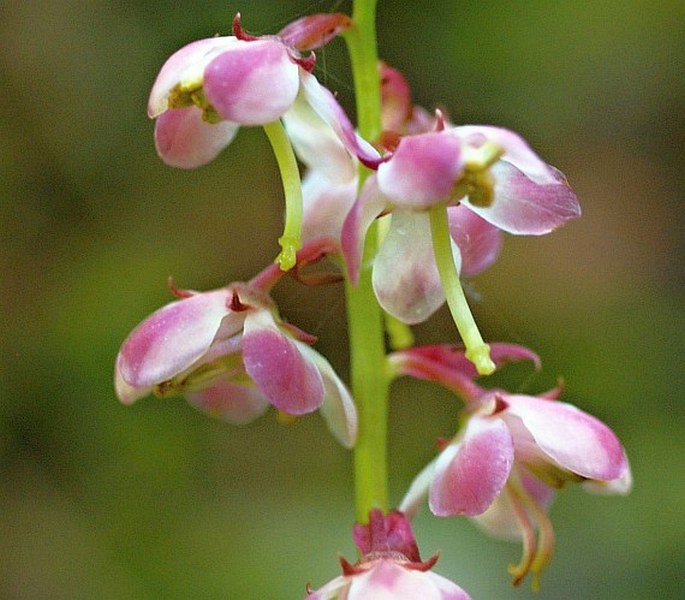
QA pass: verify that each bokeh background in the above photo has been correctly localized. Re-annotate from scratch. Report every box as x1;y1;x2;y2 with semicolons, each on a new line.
1;0;683;598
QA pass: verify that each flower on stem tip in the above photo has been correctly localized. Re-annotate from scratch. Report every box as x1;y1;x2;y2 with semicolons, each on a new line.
114;241;356;447
392;344;631;589
148;12;378;170
306;509;471;599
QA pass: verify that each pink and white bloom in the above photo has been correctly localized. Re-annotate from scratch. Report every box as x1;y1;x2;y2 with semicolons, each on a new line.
342;119;579;324
115;277;356;447
148;13;378;171
393;344;631;588
306;509;471;600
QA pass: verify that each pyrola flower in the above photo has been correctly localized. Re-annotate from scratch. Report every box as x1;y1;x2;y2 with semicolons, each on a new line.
115;272;356;447
306;509;471;600
393;344;631;589
342;120;579;324
148;12;377;170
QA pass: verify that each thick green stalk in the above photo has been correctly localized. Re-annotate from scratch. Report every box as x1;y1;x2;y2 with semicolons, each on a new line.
343;0;388;523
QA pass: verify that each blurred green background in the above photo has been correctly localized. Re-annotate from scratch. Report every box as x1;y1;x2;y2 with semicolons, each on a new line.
1;0;683;598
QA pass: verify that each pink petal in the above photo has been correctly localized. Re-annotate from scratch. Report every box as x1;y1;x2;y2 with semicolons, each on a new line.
114;364;151;406
582;461;632;495
429;418;514;517
305;575;348;600
376;132;463;208
301;171;358;245
297;343;357;447
451;125;554;184
154;107;239;168
185;378;269;424
340;177;387;283
448;204;503;278
242;310;324;415
282;98;358;183
300;72;381;166
348;560;470;600
116;289;234;390
502;394;629;482
373;211;458;324
463;161;581;235
203;39;300;125
147;36;238;118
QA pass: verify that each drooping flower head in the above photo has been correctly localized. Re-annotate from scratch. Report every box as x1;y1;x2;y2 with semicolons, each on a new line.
334;61;581;374
148;13;349;167
115;241;356;447
391;344;631;589
306;509;471;599
342;116;581;323
148;12;380;271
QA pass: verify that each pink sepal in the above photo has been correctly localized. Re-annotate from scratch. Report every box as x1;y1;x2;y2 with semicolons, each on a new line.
154;107;239;168
277;13;352;51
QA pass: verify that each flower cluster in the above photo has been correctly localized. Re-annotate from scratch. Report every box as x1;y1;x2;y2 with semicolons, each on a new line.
116;8;631;597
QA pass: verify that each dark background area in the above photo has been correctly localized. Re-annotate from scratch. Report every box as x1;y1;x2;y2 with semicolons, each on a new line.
1;1;683;598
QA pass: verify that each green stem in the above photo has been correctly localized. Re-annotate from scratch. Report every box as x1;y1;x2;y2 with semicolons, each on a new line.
262;120;302;271
344;0;388;523
344;0;381;143
429;205;496;375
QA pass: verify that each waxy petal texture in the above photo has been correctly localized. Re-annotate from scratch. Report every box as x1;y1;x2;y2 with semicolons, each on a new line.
463;162;581;235
242;310;325;415
448;205;502;278
203;39;300;125
297;343;357;447
430;418;514;516
117;289;233;390
501;395;629;482
147;36;238;118
372;211;459;324
154;107;239;168
376;132;463;208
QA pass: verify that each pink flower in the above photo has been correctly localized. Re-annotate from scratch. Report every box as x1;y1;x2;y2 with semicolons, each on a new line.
148;13;378;170
114;276;356;447
306;509;471;600
341;119;579;324
392;344;631;588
